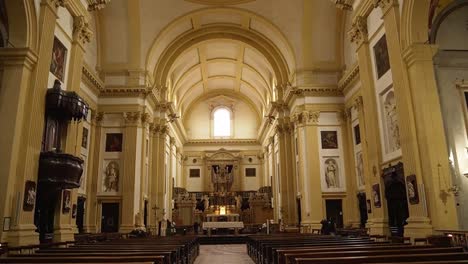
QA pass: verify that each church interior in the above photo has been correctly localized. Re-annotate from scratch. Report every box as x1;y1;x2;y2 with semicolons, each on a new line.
1;0;468;263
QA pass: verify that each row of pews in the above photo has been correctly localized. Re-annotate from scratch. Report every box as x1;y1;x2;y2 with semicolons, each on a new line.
0;235;199;264
246;233;468;264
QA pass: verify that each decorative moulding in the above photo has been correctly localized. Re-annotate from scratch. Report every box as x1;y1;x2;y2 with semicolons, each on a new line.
185;0;255;5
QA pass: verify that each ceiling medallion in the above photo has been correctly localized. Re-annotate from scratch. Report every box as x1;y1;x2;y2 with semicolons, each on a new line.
185;0;256;5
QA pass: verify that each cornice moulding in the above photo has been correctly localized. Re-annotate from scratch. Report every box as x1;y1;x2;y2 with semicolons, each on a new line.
185;139;260;146
82;64;104;93
339;63;360;92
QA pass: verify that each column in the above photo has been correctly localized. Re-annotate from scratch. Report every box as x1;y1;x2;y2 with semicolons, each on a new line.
276;120;297;225
349;17;388;235
1;0;61;246
54;15;93;243
293;111;323;230
0;49;38;244
375;0;446;237
119;111;143;232
84;111;103;233
341;109;360;227
148;123;161;233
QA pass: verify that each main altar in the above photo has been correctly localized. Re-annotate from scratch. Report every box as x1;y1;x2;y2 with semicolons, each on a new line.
172;149;273;235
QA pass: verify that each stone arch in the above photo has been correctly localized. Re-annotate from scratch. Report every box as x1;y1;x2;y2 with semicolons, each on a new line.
3;0;37;49
400;0;431;50
145;8;295;99
429;0;468;44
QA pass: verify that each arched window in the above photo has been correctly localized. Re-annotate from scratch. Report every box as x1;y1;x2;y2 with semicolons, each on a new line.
213;108;231;137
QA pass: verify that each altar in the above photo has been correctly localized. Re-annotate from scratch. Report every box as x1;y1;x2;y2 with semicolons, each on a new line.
205;213;240;222
202;221;244;236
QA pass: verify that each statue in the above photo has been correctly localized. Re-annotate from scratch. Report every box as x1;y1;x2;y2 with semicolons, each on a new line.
235;195;242;209
325;159;338;188
104;161;119;192
203;195;210;211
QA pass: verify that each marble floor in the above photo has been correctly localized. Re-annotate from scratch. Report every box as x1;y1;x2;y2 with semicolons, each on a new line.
194;244;255;264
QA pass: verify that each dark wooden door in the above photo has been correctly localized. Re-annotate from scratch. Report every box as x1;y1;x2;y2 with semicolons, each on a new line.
325;199;344;228
101;203;119;233
76;197;85;233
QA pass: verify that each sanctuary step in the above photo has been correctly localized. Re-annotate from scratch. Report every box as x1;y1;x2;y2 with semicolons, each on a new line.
197;234;249;245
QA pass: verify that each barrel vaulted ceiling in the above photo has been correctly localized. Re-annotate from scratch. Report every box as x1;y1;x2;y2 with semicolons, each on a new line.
99;0;344;125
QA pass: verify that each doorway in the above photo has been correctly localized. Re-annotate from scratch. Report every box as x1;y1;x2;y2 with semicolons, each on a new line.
101;202;119;233
144;200;148;228
76;196;86;233
296;198;301;226
357;192;368;228
325;199;343;228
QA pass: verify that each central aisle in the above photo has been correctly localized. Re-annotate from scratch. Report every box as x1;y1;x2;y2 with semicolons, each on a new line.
194;244;254;264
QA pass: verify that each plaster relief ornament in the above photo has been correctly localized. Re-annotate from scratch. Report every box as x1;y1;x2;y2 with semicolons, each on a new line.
383;91;401;152
104;161;119;192
356;152;365;186
325;158;339;188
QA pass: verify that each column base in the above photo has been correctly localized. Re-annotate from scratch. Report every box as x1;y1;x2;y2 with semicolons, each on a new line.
5;224;39;246
53;225;76;243
119;224;136;233
83;225;97;233
405;216;433;241
300;220;322;233
368;218;389;236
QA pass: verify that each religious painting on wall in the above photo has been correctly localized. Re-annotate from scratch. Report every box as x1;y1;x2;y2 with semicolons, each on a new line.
373;34;391;79
321;131;338;149
354;124;361;145
23;180;36;211
50;36;68;82
324;158;340;188
406;174;419;204
189;168;200;178
81;127;88;149
103;160;120;192
372;184;381;208
382;89;401;153
62;190;71;214
356;152;365;187
105;133;123;152
245;168;256;177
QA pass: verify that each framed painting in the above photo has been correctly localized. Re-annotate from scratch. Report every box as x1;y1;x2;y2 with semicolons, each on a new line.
373;34;390;79
50;36;68;82
81;127;88;149
62;190;71;214
23;180;36;211
189;168;200;178
320;131;338;149
366;199;372;214
105;133;123;152
354;124;361;145
372;183;381;208
406;174;419;204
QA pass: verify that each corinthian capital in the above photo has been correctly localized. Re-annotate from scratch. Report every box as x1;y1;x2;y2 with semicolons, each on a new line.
88;0;111;11
124;111;142;125
331;0;353;10
47;0;67;8
348;16;368;46
373;0;398;12
73;16;93;44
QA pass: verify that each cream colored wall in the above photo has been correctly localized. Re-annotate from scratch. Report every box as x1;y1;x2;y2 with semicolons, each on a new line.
47;6;74;88
434;57;468;229
83;14;99;72
343;12;357;71
184;99;259;139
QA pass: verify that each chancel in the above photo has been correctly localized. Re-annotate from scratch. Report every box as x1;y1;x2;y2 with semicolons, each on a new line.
1;0;468;263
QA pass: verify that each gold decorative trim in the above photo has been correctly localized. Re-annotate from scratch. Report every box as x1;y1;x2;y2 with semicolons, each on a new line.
339;63;360;91
284;86;343;103
81;64;104;93
185;139;259;146
184;0;255;5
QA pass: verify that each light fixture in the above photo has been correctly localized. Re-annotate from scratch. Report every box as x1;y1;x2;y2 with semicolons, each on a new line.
219;206;226;215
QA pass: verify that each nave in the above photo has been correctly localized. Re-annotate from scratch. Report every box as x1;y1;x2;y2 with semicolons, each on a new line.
194;244;253;264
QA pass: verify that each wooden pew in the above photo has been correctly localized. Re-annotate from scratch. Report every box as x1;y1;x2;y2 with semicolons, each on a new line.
0;255;165;263
293;252;468;264
284;247;464;264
